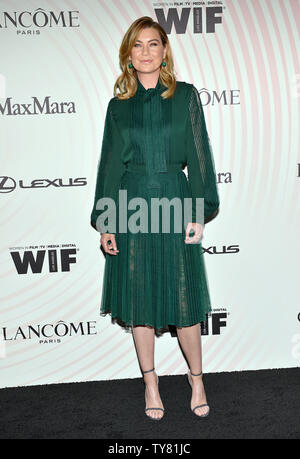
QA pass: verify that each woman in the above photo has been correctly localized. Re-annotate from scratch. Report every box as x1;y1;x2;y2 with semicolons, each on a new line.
90;16;220;421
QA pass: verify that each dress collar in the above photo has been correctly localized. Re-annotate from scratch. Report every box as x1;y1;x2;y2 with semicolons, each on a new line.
136;76;165;95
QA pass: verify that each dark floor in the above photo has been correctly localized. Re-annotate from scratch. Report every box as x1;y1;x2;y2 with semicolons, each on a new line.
0;367;299;439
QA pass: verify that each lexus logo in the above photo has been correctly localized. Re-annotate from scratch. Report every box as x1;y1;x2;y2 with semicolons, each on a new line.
0;176;16;193
0;176;87;192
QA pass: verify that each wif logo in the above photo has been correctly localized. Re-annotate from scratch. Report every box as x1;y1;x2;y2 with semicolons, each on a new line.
199;309;229;336
9;244;78;274
154;6;223;34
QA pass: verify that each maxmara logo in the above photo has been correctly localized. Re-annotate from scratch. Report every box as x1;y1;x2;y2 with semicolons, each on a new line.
0;96;76;116
154;5;224;34
1;320;97;345
0;8;80;31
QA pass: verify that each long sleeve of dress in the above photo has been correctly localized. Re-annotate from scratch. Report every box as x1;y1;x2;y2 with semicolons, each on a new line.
186;85;220;224
90;98;126;233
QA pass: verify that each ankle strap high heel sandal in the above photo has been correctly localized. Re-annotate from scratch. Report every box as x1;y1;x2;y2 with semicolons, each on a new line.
142;367;165;421
187;369;210;418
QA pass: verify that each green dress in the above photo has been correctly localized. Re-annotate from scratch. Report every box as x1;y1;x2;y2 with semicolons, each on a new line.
90;76;220;334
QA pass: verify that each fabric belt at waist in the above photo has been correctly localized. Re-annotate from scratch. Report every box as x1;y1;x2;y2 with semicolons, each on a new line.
125;162;183;173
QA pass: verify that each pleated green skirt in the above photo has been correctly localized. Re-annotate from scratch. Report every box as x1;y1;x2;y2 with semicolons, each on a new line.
100;164;212;334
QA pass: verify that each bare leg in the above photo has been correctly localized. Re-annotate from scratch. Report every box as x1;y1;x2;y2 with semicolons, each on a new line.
132;325;164;419
176;323;209;416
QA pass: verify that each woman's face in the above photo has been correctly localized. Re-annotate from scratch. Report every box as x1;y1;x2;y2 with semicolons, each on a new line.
129;27;167;75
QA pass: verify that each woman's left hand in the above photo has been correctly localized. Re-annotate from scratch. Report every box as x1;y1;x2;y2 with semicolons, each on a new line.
184;222;204;244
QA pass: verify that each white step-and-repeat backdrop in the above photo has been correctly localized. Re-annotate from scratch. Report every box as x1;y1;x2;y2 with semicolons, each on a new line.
0;0;299;388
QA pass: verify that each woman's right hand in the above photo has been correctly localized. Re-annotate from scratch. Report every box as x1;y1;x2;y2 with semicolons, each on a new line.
100;233;120;255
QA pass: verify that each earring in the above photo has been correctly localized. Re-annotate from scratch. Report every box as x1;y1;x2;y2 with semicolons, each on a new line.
161;61;166;67
128;62;133;68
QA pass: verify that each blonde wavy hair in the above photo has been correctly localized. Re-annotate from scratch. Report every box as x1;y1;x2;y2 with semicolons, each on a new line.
114;16;177;100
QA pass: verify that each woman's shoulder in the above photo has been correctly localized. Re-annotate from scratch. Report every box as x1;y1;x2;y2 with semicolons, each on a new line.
173;81;197;108
108;94;131;113
175;80;193;87
106;95;125;118
175;80;194;91
108;95;119;108
174;80;196;100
